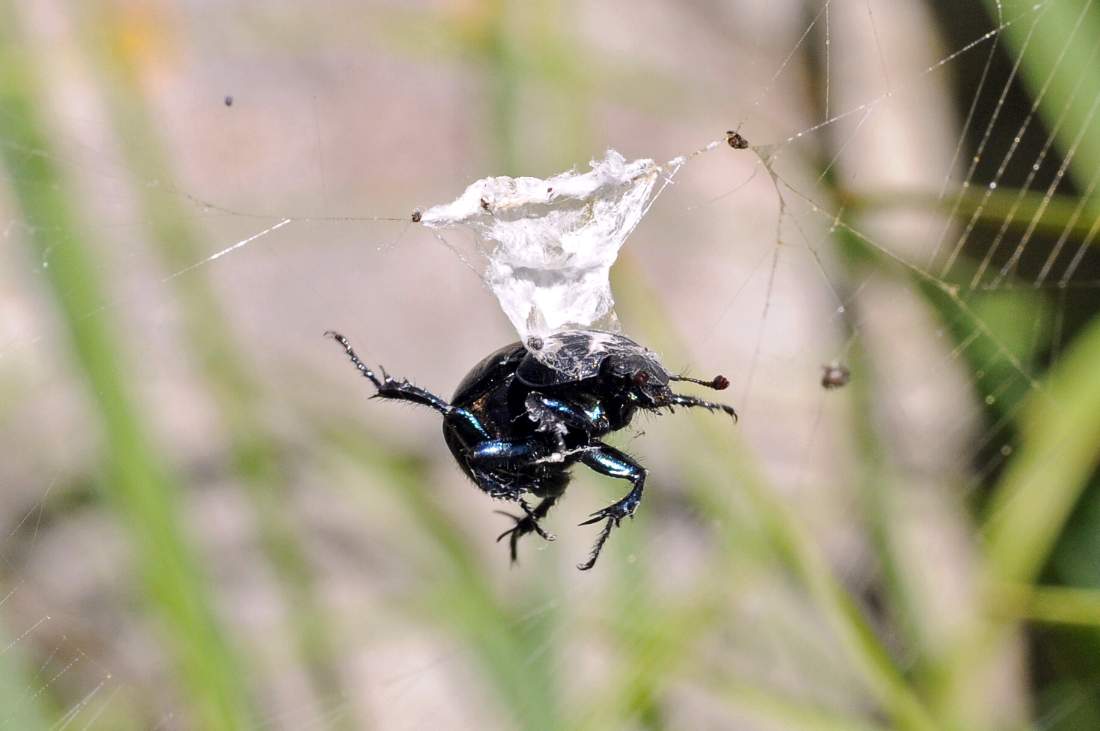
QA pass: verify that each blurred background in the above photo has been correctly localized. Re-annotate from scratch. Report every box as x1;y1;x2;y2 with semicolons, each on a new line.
2;0;1100;729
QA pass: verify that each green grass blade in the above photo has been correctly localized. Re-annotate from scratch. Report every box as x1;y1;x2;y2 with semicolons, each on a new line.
0;619;52;729
994;584;1100;628
76;6;353;723
983;314;1100;590
0;9;255;728
614;256;941;731
937;311;1100;724
844;186;1100;244
986;0;1100;191
703;680;894;731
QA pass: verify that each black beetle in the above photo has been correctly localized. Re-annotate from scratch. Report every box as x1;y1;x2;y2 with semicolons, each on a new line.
325;329;736;569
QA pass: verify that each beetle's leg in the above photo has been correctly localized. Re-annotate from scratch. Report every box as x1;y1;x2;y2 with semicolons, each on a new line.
495;495;560;563
325;331;452;415
576;443;647;571
468;439;547;470
524;393;609;439
466;440;568;563
668;393;738;423
468;467;525;502
464;440;557;501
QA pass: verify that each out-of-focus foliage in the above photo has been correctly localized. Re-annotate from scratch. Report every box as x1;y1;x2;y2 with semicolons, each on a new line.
1;1;1099;730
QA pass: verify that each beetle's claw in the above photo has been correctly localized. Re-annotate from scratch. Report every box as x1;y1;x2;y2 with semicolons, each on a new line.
579;501;631;527
576;499;637;569
578;511;621;527
493;510;556;542
494;509;555;564
493;512;519;541
577;517;617;571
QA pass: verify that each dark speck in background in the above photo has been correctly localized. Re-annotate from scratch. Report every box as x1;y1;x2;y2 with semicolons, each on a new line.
224;95;234;107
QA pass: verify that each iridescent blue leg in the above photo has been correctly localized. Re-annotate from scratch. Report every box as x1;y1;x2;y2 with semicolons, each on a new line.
468;440;546;470
466;440;555;500
525;393;609;436
466;441;562;563
576;443;647;570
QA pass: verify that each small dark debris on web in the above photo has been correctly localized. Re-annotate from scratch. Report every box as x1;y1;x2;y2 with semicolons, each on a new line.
821;363;850;390
726;130;749;149
411;208;422;223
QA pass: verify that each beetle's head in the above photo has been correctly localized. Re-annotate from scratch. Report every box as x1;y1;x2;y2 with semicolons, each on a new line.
601;351;671;407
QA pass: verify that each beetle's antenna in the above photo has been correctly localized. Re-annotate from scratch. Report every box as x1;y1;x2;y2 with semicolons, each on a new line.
671;374;730;390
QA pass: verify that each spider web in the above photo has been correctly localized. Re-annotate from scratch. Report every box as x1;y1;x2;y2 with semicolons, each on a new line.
1;0;1099;729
